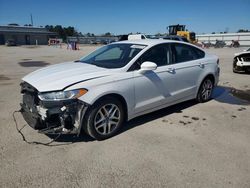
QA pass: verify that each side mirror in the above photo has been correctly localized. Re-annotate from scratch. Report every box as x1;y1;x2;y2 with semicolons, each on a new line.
138;61;157;74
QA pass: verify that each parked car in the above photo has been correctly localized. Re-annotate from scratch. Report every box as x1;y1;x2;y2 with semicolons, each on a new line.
20;40;220;140
118;35;128;41
5;39;16;46
233;48;250;73
162;35;189;43
100;40;108;44
214;40;226;48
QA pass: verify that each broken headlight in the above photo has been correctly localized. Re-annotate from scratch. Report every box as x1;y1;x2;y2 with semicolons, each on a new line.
38;89;88;101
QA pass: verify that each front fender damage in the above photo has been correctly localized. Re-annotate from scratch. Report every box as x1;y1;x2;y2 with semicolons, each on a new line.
21;98;89;136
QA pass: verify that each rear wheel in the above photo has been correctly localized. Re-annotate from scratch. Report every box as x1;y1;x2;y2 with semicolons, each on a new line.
196;78;214;103
83;97;125;140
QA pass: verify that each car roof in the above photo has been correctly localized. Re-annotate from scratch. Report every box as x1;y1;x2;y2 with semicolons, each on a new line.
115;39;182;46
114;39;203;51
164;35;184;38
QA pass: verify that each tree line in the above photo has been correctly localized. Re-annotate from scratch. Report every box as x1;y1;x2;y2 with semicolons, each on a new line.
45;25;79;40
45;25;115;41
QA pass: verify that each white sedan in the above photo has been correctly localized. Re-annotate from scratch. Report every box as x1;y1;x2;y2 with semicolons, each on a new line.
21;40;220;140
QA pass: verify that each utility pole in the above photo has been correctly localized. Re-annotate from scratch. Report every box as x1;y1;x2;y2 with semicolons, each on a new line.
30;14;33;26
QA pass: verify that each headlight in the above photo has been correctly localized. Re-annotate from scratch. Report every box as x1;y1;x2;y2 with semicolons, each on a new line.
38;89;88;101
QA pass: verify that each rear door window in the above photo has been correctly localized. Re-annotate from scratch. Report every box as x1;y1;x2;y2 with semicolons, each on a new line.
171;43;205;63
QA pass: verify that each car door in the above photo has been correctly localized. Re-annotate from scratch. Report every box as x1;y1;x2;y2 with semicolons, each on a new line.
165;43;205;100
131;43;205;114
132;44;176;114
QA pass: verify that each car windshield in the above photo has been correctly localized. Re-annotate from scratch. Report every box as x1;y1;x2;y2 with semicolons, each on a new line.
79;43;146;68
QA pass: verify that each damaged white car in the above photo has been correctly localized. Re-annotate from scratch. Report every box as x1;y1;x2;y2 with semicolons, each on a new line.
233;48;250;73
20;40;219;140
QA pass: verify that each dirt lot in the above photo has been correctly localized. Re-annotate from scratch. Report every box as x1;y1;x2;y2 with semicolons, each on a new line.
0;45;250;188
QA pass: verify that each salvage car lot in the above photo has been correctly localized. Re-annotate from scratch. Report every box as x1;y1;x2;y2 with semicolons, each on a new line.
0;45;250;187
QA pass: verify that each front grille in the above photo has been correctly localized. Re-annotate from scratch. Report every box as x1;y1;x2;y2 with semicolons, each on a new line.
242;57;250;62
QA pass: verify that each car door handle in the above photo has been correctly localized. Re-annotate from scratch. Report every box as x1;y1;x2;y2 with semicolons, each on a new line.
166;67;175;73
199;63;205;68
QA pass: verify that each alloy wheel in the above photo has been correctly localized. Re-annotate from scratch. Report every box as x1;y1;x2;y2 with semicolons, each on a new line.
94;104;121;135
201;79;213;101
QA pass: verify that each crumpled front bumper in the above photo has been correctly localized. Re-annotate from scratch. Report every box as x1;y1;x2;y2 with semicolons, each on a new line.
20;82;89;135
236;59;250;67
21;100;88;135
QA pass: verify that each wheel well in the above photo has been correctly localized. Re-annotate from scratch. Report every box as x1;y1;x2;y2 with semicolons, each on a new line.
197;74;215;96
233;57;238;63
204;74;215;85
93;93;128;121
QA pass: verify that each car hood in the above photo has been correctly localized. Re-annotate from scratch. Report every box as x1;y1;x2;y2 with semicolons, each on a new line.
22;62;112;92
234;51;250;57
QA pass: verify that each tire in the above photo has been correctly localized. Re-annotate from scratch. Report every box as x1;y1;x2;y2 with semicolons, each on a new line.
233;59;246;73
83;97;125;140
245;67;250;74
196;77;214;103
233;60;240;73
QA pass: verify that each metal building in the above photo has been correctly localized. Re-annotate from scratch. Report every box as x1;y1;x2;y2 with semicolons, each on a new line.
67;36;119;44
0;25;57;45
196;32;250;46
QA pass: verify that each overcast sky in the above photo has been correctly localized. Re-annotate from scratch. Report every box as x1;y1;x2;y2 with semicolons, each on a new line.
0;0;249;35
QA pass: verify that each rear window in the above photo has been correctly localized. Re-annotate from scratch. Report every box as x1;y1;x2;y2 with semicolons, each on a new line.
193;46;205;59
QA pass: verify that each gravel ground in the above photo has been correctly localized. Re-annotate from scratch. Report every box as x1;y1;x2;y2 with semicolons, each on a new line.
0;45;249;188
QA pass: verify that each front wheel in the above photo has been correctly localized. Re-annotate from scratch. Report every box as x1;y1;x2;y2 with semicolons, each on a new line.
83;97;125;140
233;60;240;73
233;59;245;73
196;78;214;103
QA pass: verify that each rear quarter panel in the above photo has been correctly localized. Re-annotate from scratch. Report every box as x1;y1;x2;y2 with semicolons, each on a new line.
195;54;219;95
